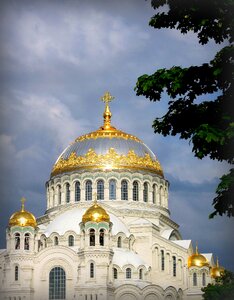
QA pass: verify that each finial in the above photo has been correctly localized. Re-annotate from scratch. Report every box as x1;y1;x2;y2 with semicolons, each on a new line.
195;242;198;254
216;257;219;267
93;192;97;204
21;197;26;211
100;91;115;130
100;91;115;105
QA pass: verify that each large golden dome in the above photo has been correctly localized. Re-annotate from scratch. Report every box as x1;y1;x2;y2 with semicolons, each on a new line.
51;92;163;177
188;246;209;268
9;198;37;228
82;199;110;223
210;258;224;278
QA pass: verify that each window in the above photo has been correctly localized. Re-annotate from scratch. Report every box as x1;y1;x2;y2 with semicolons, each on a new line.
152;184;156;204
121;180;128;200
159;186;163;205
24;233;30;250
15;266;19;281
15;233;20;250
90;229;95;246
202;272;206;286
65;183;70;203
68;235;74;247
193;273;197;286
113;268;118;279
97;180;104;200
139;268;143;280
109;180;116;200
126;268;131;279
49;267;66;299
58;185;62;205
99;229;104;246
173;256;176;277
117;237;122;248
161;250;165;271
143;182;148;202
75;181;81;202
86;180;92;201
54;236;59;246
132;181;139;201
90;263;94;278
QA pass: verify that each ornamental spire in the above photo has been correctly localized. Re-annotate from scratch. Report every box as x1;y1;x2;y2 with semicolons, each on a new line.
100;91;115;130
21;197;26;211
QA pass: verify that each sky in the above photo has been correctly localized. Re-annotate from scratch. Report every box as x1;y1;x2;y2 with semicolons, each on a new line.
0;0;233;271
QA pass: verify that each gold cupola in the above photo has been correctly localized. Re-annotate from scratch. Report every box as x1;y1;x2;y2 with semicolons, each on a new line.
9;197;37;228
51;92;163;177
188;245;209;268
210;258;224;278
82;196;110;224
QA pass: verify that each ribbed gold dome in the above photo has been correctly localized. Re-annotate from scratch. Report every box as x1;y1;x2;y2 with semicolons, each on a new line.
188;246;209;268
211;258;224;278
82;200;110;224
51;92;163;178
9;198;37;228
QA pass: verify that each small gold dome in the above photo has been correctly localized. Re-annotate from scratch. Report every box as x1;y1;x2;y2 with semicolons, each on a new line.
9;198;37;228
82;199;110;224
211;258;224;278
188;245;209;268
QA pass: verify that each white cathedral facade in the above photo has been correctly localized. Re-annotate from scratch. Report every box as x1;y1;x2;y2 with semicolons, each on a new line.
0;92;223;300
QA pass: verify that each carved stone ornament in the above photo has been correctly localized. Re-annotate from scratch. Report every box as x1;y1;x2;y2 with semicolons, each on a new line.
51;148;163;177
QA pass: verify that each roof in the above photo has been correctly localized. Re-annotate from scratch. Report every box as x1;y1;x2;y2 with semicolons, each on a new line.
39;207;130;237
113;247;148;268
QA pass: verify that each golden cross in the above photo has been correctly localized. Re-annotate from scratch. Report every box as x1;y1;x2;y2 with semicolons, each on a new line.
100;91;115;105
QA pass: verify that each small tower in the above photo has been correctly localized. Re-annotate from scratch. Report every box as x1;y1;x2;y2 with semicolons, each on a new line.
4;197;37;299
187;244;211;292
78;194;114;300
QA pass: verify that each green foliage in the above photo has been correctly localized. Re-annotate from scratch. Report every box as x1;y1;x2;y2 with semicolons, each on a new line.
202;270;234;300
135;0;234;217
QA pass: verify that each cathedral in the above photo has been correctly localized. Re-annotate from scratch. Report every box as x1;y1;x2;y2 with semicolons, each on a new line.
0;92;224;300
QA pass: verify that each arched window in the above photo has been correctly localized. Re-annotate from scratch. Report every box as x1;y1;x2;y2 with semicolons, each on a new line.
68;235;74;247
97;180;104;200
161;250;165;271
85;180;92;201
143;182;148;202
65;183;70;203
139;268;143;280
99;229;104;246
159;186;163;205
173;256;176;277
90;262;94;278
202;272;206;286
109;179;116;200
89;229;95;246
152;184;156;204
193;273;197;286
58;185;62;205
132;181;139;201
54;236;59;246
51;187;55;206
75;181;81;202
117;237;122;248
113;268;118;279
24;233;30;250
15;266;19;281
15;233;20;250
126;268;131;279
121;180;128;200
49;267;66;299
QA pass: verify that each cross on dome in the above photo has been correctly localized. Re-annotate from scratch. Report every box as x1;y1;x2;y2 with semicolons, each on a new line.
100;91;115;105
